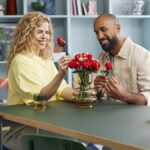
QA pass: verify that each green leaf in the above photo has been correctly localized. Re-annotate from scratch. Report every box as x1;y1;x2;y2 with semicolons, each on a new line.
107;71;113;77
100;70;106;74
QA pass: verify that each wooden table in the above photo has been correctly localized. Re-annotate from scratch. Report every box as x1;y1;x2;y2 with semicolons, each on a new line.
0;100;150;150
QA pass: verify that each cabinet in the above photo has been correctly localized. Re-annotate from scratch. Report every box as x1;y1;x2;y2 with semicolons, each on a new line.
0;0;150;86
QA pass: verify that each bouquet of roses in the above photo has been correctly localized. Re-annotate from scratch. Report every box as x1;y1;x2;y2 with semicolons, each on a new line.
68;53;100;89
68;53;100;108
68;53;100;72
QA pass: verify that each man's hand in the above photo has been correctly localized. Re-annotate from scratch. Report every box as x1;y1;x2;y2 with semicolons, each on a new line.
94;74;107;92
94;75;127;101
104;76;127;101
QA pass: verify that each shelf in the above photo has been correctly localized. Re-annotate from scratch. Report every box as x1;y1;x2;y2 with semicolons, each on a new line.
0;15;22;18
70;15;97;19
50;15;68;18
0;15;22;23
26;0;67;15
0;61;7;64
116;15;150;19
0;0;150;85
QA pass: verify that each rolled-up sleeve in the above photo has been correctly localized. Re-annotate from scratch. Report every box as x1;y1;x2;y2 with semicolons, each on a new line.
138;54;150;106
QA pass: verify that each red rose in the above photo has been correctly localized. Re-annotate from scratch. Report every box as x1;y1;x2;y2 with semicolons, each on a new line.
86;53;92;60
57;37;69;55
81;61;91;70
105;61;112;71
81;53;87;59
68;53;101;72
91;60;100;71
75;53;92;61
68;59;81;69
75;53;82;61
57;37;66;47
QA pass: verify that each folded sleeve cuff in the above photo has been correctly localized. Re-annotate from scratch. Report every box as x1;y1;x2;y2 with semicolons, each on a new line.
140;92;150;106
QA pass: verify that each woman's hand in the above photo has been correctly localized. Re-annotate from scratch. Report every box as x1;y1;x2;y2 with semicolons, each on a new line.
58;56;72;76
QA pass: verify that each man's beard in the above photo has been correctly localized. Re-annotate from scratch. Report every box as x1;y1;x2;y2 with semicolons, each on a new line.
99;36;118;53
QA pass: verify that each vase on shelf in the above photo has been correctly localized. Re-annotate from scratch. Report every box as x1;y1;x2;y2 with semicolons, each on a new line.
31;0;46;11
6;0;17;15
41;0;56;15
122;0;145;15
131;0;145;15
72;73;96;108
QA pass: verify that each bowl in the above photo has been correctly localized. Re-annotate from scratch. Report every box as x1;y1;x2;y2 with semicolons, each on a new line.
31;1;46;11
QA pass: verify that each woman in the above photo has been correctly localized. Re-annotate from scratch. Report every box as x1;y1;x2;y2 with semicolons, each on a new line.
3;11;73;150
8;11;73;105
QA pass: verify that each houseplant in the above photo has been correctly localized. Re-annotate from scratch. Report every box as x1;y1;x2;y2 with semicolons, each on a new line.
0;26;15;60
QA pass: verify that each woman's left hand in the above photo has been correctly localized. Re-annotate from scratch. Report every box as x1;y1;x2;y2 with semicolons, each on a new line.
58;56;72;76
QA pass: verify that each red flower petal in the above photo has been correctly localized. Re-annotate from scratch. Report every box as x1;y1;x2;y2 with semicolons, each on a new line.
57;37;66;47
105;61;113;70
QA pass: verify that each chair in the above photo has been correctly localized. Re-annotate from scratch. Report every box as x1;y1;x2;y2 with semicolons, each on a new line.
21;134;88;150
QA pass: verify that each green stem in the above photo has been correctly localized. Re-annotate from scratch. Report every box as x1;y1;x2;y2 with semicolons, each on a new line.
78;72;91;101
63;45;69;55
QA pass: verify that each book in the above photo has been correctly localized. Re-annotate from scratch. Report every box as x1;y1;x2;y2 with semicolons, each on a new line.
87;0;97;15
76;0;82;15
82;2;87;15
72;0;78;15
72;0;75;15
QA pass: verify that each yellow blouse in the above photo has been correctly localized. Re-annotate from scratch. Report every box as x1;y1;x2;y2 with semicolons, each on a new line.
8;54;69;105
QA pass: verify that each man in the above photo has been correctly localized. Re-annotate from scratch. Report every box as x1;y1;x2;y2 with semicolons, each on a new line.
93;13;150;105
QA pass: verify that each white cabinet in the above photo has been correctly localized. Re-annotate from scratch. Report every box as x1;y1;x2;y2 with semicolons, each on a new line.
0;0;150;85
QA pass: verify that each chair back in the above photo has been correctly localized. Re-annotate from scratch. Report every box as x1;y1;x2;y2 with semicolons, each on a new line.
21;134;88;150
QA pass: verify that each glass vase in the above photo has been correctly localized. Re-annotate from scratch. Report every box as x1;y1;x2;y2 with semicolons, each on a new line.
72;73;96;108
33;94;48;111
131;0;145;15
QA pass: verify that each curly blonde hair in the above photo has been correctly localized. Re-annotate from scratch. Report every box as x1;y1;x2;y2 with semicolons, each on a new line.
8;11;54;69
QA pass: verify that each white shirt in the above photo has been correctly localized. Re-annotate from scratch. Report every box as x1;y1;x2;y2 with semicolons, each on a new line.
99;37;150;105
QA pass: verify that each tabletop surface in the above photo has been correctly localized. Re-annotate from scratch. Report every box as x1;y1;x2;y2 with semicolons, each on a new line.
0;100;150;150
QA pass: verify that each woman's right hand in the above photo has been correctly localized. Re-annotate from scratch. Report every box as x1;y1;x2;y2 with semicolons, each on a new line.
58;56;72;76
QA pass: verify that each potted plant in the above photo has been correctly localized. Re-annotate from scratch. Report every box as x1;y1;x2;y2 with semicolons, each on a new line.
0;27;15;60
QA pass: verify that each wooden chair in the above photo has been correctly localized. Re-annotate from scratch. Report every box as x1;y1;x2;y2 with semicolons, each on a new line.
21;134;88;150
